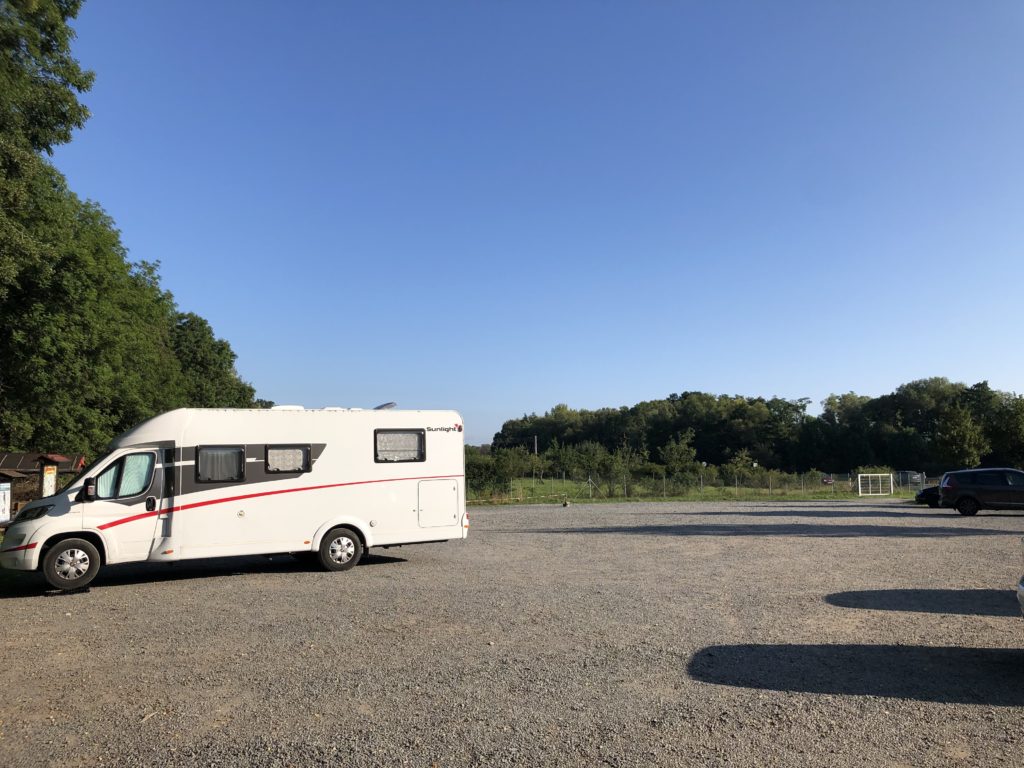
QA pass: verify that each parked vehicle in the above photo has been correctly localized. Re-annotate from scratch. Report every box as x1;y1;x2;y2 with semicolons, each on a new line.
0;406;468;590
895;470;925;488
938;468;1024;516
914;485;940;508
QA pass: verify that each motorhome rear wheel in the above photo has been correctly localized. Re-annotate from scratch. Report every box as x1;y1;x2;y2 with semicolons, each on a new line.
319;527;363;571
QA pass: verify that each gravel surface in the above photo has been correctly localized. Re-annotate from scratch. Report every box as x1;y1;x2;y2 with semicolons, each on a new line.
1;499;1023;767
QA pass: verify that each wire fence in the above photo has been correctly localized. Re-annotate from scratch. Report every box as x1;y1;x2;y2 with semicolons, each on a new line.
468;471;938;505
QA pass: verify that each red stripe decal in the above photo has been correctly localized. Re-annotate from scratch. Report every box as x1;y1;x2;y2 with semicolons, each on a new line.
0;542;38;553
97;474;464;530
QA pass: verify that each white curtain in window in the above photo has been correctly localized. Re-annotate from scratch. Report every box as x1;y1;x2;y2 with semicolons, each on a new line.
376;432;423;461
96;464;120;499
199;448;244;482
267;447;306;472
120;453;154;496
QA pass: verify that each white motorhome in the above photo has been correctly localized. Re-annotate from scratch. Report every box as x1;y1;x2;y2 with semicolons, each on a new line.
0;406;467;590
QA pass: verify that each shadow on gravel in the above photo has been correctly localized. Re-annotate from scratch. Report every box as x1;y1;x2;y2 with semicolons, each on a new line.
825;589;1021;617
687;644;1024;706
493;523;1014;538
700;509;954;520
0;552;406;599
709;505;1023;518
640;502;928;511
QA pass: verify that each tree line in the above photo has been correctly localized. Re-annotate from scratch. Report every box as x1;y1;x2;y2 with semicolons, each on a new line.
469;379;1024;494
0;1;264;457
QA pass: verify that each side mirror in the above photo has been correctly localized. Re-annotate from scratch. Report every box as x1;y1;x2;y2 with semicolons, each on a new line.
80;478;97;502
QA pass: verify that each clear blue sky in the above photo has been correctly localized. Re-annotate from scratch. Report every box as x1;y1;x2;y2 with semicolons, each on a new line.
54;1;1024;444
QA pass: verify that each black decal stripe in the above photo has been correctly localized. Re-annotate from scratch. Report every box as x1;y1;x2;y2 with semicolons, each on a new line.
178;444;327;497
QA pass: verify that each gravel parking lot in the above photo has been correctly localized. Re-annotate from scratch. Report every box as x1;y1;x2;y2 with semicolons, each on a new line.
1;499;1023;767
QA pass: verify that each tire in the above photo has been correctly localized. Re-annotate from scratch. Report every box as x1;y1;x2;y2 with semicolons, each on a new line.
42;538;101;590
317;527;363;571
956;497;979;517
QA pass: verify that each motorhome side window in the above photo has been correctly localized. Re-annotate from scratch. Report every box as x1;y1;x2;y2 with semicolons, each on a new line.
196;446;245;483
96;452;156;499
266;445;310;473
375;429;425;463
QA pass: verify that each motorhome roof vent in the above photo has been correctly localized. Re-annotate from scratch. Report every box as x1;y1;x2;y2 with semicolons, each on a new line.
374;402;397;410
271;405;305;411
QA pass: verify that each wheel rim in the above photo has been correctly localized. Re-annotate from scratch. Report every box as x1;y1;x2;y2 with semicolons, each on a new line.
54;548;90;580
328;536;355;564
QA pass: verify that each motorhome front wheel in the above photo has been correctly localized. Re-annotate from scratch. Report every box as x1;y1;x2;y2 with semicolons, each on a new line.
43;538;101;590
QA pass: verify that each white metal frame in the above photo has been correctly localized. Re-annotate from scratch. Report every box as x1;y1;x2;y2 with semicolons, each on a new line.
857;473;894;496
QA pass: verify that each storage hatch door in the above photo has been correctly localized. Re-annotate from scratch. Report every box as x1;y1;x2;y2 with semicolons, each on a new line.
418;479;459;528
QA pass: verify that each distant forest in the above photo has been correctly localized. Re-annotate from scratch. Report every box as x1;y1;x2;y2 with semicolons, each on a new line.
485;379;1024;479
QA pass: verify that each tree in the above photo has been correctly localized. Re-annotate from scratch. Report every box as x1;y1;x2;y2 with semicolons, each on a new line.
659;430;697;478
612;440;647;496
0;0;92;153
171;313;255;408
722;448;754;486
934;404;989;469
465;446;510;496
987;395;1024;467
493;446;530;486
575;441;611;480
1;0;94;300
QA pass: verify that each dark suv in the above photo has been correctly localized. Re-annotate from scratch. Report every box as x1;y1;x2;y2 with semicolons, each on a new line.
939;468;1024;516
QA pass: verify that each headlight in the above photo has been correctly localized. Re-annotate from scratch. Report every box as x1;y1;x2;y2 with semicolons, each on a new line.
15;504;53;522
